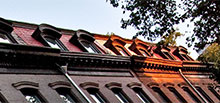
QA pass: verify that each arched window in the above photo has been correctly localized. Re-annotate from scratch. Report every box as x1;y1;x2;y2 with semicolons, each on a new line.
139;49;151;57
168;87;186;103
196;86;214;103
81;41;100;53
48;81;80;103
56;87;79;103
182;87;201;103
32;24;68;51
208;86;220;100
111;88;131;103
152;87;171;103
69;30;101;53
132;87;152;103
115;46;129;56
20;88;46;103
80;82;108;103
0;17;17;44
12;81;47;103
87;88;107;103
0;32;10;43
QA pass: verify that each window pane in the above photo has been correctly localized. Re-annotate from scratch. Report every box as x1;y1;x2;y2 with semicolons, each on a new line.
139;49;150;57
45;38;61;49
208;86;220;100
182;87;201;103
196;87;214;103
0;33;10;43
168;87;186;103
133;88;152;103
56;88;78;103
152;87;171;103
112;88;130;103
20;88;45;103
115;46;128;56
87;88;107;103
81;41;99;53
163;52;175;60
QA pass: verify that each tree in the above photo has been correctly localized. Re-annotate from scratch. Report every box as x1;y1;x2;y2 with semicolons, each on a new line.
107;0;220;51
197;43;220;83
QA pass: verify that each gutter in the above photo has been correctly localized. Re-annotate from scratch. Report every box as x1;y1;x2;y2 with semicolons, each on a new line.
56;64;92;103
179;68;208;103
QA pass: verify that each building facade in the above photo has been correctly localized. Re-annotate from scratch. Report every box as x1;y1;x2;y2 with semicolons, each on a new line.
0;17;218;103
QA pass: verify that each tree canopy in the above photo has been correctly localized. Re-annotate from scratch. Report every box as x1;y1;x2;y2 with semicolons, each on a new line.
198;43;220;83
107;0;220;51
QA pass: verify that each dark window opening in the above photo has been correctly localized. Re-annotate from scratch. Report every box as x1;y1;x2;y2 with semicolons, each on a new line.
0;32;11;43
20;88;46;103
133;87;152;103
182;87;201;103
168;87;186;103
112;88;131;103
152;87;171;103
81;41;100;53
45;37;66;51
181;54;191;61
116;46;129;56
163;52;175;60
208;86;220;101
56;88;78;103
139;49;150;57
196;87;214;103
87;88;107;103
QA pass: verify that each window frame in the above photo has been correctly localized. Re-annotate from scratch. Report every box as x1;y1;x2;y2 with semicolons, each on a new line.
196;86;214;103
49;81;80;103
0;18;18;44
69;30;102;53
20;88;46;103
181;86;201;103
151;87;171;103
32;24;68;51
111;88;132;103
208;86;220;100
12;81;47;103
167;87;187;103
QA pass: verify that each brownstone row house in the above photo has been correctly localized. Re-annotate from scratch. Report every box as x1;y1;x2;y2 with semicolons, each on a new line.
0;17;218;103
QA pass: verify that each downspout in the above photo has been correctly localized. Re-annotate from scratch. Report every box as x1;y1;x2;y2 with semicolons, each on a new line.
56;63;92;103
179;68;208;103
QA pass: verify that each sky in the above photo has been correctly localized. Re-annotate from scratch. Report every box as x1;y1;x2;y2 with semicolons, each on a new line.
0;0;199;59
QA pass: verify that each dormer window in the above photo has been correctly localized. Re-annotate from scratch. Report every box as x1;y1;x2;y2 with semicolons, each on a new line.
139;49;151;57
45;37;63;49
115;46;129;56
69;30;101;53
154;46;175;60
0;32;10;43
81;41;100;53
32;24;68;51
0;17;17;44
104;35;131;56
162;51;175;60
129;39;151;57
173;47;193;61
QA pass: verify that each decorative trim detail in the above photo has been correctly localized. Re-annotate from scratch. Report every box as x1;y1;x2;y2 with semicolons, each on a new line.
163;82;175;87
48;81;71;89
147;82;159;88
127;82;142;88
80;82;99;89
105;82;122;89
12;81;39;90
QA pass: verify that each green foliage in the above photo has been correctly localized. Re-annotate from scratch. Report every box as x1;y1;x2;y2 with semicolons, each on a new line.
107;0;220;51
158;29;183;46
198;43;220;83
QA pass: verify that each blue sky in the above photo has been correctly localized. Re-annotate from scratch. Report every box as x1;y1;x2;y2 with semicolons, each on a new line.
0;0;199;59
